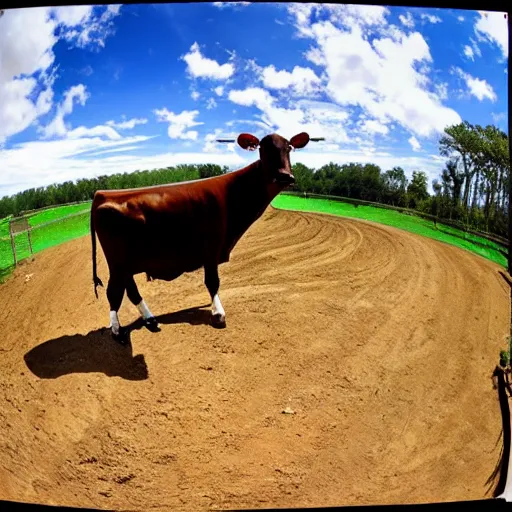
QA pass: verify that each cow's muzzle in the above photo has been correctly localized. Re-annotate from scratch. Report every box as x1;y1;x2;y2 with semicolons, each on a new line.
276;170;295;184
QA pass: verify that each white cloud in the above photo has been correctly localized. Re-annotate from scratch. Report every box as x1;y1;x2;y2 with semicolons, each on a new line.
492;111;506;125
0;7;57;142
0;134;190;196
228;88;350;144
182;42;234;80
435;82;448;101
297;16;461;138
360;119;389;135
454;67;497;102
474;11;507;58
408;135;421;151
260;64;322;96
154;108;204;140
225;118;270;131
399;12;415;29
53;6;93;26
191;90;200;101
59;5;122;50
288;3;389;38
228;87;273;111
67;125;122;140
214;86;224;96
420;13;442;24
212;2;251;8
206;98;217;110
463;45;474;60
470;37;482;58
82;145;142;158
41;84;89;138
0;5;119;145
458;15;465;22
106;117;148;130
325;4;389;28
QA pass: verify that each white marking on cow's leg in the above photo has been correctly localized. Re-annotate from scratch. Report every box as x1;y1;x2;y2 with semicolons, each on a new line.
109;310;120;335
137;299;153;320
212;294;225;324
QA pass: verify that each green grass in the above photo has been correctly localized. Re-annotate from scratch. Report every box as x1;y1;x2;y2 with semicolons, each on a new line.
27;201;92;227
29;210;90;254
0;217;11;239
0;204;91;277
271;194;507;268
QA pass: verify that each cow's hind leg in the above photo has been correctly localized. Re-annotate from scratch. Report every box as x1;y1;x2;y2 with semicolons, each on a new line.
107;274;128;344
126;275;160;332
204;264;225;328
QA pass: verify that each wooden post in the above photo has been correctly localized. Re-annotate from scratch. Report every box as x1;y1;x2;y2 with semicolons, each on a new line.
9;223;16;266
27;225;33;256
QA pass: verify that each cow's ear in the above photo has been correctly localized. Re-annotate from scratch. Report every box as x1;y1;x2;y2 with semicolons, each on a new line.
237;133;260;151
290;132;310;149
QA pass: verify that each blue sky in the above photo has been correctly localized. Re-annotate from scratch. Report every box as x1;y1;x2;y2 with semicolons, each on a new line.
0;3;508;196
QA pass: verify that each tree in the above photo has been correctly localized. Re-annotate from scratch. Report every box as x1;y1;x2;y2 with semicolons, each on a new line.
430;179;443;228
197;164;226;179
407;170;429;208
360;164;383;202
439;121;481;211
383;167;408;206
313;162;342;195
291;163;314;193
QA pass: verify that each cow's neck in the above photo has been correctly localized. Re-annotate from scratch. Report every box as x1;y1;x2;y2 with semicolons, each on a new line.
223;160;283;255
230;159;282;215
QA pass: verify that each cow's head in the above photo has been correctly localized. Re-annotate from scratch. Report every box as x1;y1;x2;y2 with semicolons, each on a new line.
237;132;310;186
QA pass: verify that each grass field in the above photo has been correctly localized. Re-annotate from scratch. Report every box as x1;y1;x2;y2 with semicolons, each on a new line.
28;202;92;227
0;202;91;278
0;194;507;283
271;194;507;268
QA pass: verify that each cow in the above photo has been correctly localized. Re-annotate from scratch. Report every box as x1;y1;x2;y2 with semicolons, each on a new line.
90;131;311;343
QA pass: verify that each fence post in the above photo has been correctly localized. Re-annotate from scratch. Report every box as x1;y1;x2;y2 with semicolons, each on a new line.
27;224;33;256
9;224;17;266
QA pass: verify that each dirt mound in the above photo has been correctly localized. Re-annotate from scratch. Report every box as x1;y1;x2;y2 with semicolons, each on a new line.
0;207;509;510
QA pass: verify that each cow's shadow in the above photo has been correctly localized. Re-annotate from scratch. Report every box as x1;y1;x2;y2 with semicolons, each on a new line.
23;304;212;381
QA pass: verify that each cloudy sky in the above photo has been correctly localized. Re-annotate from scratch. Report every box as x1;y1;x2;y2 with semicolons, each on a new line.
0;3;507;197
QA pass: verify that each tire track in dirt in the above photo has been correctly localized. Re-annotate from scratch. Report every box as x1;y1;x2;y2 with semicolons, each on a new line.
0;206;509;510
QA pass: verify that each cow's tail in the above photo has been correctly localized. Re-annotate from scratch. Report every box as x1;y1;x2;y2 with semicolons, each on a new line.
90;206;104;299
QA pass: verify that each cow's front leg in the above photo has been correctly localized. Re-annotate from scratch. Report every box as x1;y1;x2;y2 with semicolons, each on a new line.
204;264;225;327
107;275;128;344
126;275;160;332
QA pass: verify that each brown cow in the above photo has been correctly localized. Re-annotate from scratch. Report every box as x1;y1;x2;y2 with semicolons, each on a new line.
90;131;310;343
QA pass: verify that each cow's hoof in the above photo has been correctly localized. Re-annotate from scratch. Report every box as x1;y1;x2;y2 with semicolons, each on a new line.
112;328;130;345
211;313;226;329
144;316;161;333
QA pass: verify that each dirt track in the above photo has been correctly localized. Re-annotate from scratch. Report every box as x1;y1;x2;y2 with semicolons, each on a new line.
0;207;510;510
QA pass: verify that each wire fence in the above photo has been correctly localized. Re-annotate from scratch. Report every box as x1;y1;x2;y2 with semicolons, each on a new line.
0;208;90;280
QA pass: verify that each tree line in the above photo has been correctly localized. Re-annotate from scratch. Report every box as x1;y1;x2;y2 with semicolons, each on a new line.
0;164;227;219
0;120;508;239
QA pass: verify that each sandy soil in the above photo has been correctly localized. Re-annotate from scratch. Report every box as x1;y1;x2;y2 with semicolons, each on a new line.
0;206;510;511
